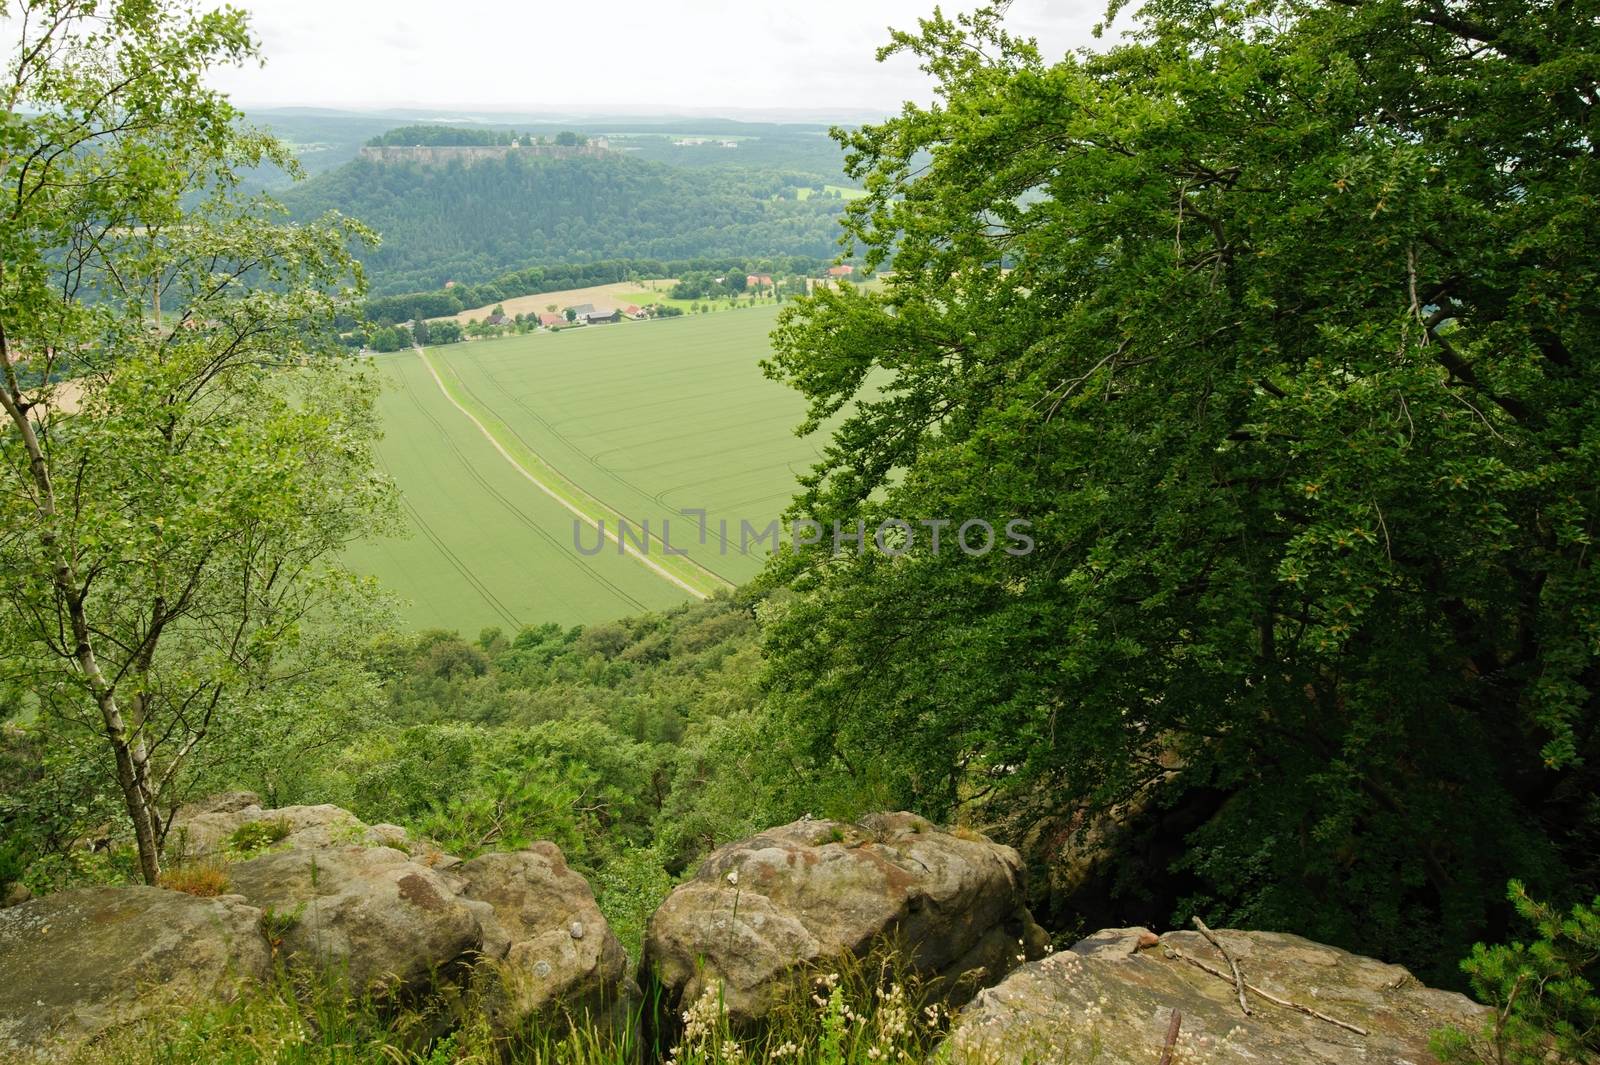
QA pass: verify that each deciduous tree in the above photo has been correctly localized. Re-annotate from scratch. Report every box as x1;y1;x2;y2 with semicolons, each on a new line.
0;0;392;883
762;0;1600;981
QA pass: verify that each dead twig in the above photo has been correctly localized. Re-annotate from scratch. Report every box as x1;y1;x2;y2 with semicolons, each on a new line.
1157;1008;1183;1065
1193;917;1251;1016
1168;948;1370;1037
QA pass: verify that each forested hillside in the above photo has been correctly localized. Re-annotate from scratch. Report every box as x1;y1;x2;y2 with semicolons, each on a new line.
284;150;845;293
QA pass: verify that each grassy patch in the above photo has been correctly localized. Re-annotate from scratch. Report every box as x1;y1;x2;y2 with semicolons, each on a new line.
227;817;292;856
158;861;229;897
70;946;958;1064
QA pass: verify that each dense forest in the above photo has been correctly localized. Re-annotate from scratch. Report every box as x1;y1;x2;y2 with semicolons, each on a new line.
2;0;1598;1063
283;149;846;293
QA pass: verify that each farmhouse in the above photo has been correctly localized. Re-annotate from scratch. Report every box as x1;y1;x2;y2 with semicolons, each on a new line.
569;303;620;324
484;312;511;326
622;305;647;320
538;312;566;328
827;264;855;278
746;274;773;288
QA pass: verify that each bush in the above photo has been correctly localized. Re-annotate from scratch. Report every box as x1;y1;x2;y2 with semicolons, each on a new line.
1433;882;1600;1065
227;818;292;857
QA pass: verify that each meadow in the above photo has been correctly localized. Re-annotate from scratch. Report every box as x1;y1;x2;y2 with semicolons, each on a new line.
350;305;824;631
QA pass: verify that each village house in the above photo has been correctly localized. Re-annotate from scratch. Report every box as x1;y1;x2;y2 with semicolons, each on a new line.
569;303;620;324
538;312;566;329
827;264;855;278
746;274;773;289
622;305;648;320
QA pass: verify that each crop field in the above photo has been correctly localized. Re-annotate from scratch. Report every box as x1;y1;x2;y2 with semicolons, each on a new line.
349;305;826;632
441;279;680;326
343;353;694;633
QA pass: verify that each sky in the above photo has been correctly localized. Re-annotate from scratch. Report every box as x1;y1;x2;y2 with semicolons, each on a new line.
197;0;1108;118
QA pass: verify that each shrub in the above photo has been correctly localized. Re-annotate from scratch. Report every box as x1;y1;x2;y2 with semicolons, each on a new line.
1433;882;1600;1065
227;817;292;856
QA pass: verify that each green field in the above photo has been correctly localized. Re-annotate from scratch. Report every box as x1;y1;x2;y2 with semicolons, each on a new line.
350;306;825;632
795;184;867;201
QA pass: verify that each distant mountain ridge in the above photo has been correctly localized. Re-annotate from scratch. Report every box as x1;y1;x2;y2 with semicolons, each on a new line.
283;135;848;294
356;143;614;165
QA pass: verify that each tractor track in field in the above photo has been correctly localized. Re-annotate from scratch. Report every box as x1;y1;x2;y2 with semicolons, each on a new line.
393;363;652;616
380;453;524;631
465;356;755;587
412;345;722;600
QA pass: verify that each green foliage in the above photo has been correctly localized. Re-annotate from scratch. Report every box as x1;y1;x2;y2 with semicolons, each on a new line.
283;150;847;293
0;0;395;884
429;320;463;344
1433;883;1600;1065
760;0;1600;984
368;125;542;147
369;323;413;351
69;946;950;1065
227;818;292;857
589;844;676;963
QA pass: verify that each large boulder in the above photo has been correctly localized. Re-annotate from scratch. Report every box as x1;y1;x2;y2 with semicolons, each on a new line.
642;812;1048;1025
166;793;423;860
0;886;270;1062
945;926;1491;1065
458;844;639;1033
225;844;482;995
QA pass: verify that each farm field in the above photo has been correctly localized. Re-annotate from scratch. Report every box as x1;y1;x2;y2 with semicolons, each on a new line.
351;305;826;631
344;352;692;633
445;278;780;326
441;279;679;325
796;184;867;201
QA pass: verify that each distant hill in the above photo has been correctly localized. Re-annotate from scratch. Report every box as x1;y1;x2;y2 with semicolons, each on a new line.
283;144;848;294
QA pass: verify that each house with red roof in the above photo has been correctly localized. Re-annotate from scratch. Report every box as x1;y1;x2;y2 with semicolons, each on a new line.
538;312;566;328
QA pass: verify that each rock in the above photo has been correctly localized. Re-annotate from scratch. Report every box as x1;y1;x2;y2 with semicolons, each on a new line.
642;812;1047;1026
166;797;430;860
457;844;638;1034
3;881;31;908
166;797;442;865
944;926;1491;1065
0;886;270;1062
225;845;481;995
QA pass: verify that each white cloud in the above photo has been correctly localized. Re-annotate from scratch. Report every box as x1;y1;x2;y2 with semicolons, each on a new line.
188;0;1104;115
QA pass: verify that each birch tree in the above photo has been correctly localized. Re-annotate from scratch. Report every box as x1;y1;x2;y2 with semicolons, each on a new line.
0;0;390;884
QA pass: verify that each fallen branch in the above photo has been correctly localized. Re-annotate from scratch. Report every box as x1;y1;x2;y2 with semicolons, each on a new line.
1193;917;1250;1016
1168;948;1370;1037
1157;1009;1182;1065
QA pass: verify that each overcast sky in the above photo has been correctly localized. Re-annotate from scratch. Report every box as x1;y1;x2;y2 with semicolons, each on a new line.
194;0;1107;117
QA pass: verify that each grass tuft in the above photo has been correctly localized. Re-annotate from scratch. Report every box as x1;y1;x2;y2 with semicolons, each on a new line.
159;861;230;897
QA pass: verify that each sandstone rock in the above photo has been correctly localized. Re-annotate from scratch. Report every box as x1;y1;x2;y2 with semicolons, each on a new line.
3;880;31;908
226;845;480;994
944;926;1490;1065
643;812;1048;1025
0;886;270;1062
458;844;638;1033
166;797;427;860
